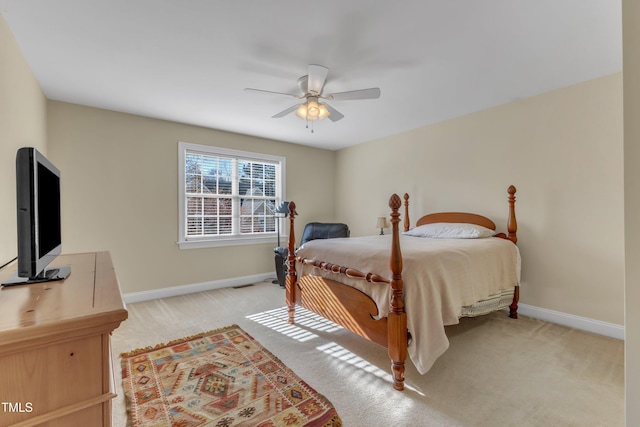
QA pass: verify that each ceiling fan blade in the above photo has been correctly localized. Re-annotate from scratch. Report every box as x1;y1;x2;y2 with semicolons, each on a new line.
325;87;381;101
272;104;300;118
307;64;328;95
323;103;344;122
244;88;300;98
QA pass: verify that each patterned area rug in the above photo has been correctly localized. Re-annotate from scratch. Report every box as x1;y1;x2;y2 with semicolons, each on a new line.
121;324;342;427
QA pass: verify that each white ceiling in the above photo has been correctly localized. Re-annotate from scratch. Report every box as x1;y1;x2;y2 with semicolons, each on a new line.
0;1;622;151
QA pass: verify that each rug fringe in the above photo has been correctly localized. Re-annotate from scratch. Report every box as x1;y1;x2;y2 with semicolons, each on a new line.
120;324;240;358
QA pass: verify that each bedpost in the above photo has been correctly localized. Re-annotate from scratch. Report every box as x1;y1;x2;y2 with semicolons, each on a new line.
507;185;517;244
388;194;408;391
286;201;298;325
403;193;410;232
507;185;519;319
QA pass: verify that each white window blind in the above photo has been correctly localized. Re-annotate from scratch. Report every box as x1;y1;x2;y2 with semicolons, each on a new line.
178;142;285;248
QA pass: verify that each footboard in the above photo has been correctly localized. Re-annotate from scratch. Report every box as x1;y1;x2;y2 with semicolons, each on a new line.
286;195;409;391
294;274;388;347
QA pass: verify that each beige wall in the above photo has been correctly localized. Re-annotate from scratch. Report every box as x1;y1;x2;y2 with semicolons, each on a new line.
335;74;624;326
623;0;640;423
46;101;336;293
0;14;47;267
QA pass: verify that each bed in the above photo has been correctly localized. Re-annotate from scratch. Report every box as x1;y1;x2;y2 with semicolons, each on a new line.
284;185;519;391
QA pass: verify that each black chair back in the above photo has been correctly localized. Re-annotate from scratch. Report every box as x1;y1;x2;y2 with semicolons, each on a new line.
273;222;350;287
300;222;350;245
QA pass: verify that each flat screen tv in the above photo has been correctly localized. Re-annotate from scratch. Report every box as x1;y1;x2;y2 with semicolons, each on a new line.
1;147;70;286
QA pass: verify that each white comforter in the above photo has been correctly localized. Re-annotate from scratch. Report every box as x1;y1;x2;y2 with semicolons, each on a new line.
295;235;521;374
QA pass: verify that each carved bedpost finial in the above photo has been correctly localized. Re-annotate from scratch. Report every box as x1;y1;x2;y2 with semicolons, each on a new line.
389;194;402;211
507;186;517;243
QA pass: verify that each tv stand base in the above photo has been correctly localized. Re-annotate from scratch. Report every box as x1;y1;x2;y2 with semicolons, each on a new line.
1;265;70;286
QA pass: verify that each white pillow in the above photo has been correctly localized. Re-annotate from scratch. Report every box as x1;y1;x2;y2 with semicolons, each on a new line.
403;222;495;239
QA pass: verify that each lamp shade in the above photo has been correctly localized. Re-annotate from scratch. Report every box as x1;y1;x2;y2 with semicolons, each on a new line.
376;217;389;229
295;105;308;119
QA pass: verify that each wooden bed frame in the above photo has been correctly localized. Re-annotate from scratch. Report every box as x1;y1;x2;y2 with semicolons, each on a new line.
285;185;518;391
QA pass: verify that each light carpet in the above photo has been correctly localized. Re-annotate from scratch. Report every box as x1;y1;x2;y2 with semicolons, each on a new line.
111;282;624;426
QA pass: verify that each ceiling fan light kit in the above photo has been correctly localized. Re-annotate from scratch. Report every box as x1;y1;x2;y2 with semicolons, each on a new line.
245;64;380;133
295;97;330;121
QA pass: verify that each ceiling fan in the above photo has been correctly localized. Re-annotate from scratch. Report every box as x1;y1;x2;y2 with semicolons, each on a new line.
244;64;380;131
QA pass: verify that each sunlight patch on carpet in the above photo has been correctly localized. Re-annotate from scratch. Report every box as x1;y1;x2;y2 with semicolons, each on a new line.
246;306;343;342
316;342;389;378
316;342;423;395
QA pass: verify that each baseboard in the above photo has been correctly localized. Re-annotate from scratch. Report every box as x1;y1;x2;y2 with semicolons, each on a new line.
123;272;275;304
516;303;624;340
124;276;624;340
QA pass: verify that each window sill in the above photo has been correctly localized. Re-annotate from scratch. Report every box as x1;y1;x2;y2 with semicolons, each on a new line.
178;235;288;250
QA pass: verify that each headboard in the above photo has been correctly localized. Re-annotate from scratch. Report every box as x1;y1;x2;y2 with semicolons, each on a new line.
415;212;496;230
401;185;517;243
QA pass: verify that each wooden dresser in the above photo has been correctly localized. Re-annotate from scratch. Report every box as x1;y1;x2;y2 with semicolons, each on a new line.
0;252;128;427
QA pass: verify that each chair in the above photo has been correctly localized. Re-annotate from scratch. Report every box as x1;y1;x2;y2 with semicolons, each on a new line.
274;222;350;287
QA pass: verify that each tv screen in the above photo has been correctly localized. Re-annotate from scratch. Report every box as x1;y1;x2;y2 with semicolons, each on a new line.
35;160;62;260
1;147;70;286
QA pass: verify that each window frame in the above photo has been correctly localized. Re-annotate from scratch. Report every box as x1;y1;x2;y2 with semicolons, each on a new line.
178;141;286;249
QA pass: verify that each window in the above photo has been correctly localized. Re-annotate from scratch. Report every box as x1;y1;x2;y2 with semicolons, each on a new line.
178;142;286;248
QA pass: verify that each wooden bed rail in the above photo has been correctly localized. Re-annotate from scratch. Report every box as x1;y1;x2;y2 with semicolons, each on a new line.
295;257;391;285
